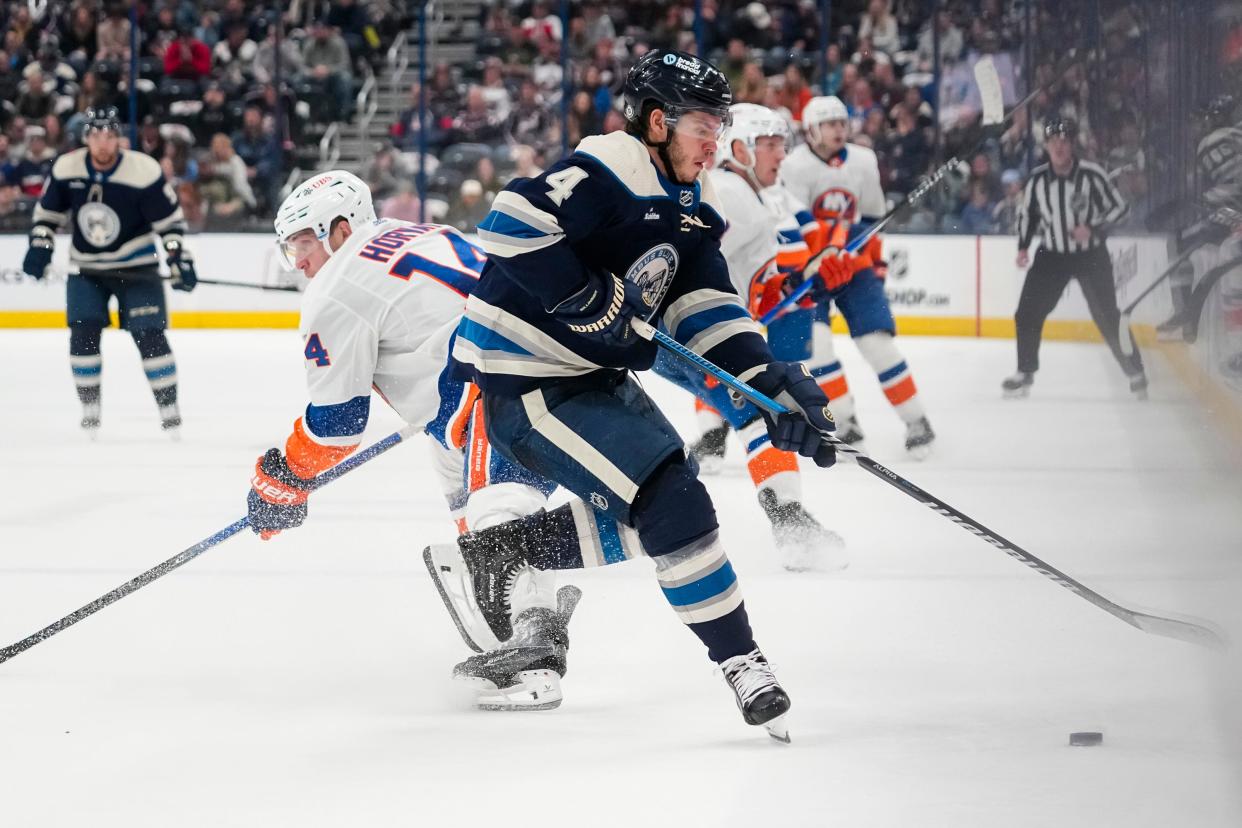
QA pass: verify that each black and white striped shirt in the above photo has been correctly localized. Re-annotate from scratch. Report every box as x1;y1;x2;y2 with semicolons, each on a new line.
1017;159;1128;254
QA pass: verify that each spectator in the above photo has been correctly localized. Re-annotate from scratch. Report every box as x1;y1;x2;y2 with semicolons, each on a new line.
858;0;901;57
361;144;403;202
231;106;277;210
301;18;354;121
480;56;513;122
200;132;257;218
137;117;165;159
327;0;373;59
445;178;490;233
450;85;505;145
16;68;55;121
567;89;602;144
213;22;258;93
145;4;180;60
602;107;626;134
781;63;812;122
391;83;440;151
720;38;749;91
0;132;19;197
96;2;133;63
509;144;544;182
507;78;552;150
735;62;767;104
380;179;424;222
581;2;616;53
42;115;66;154
12;126;55;197
917;10;964;71
195;81;240;144
845;77;878;129
958;180;998;233
871;61;905;112
164;25;213;86
25;43;78;100
7;5;38;54
253;24;305;84
580;63;612;119
879;104;931;195
3;30;32;74
991;168;1024;234
475;156;502;200
817;43;844;96
522;1;564;45
60;5;99;75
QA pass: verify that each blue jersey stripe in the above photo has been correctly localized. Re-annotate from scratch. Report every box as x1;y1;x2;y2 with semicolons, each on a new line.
71;364;102;376
305;395;371;439
660;560;737;608
671;303;749;345
457;318;534;356
478;209;553;240
877;361;908;384
598;516;627;565
144;364;176;380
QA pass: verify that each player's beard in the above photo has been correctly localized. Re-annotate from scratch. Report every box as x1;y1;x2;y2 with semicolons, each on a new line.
664;138;699;186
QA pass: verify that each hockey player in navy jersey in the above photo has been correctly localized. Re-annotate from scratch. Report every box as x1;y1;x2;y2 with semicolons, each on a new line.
22;107;197;436
448;50;839;739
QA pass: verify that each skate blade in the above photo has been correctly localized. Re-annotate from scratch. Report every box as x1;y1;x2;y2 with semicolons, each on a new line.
422;545;502;653
456;669;563;711
1002;387;1030;399
779;533;848;573
906;442;933;461
164;427;182;443
695;454;725;476
764;713;791;744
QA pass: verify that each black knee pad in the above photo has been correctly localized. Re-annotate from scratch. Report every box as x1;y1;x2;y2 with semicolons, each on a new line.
131;328;171;360
69;325;102;356
631;456;718;557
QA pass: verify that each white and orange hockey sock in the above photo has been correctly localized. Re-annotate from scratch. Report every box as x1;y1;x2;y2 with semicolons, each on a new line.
854;331;927;425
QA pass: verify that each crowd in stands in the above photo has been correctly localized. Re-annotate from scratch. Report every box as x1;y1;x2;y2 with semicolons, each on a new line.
0;0;406;231
386;0;1159;236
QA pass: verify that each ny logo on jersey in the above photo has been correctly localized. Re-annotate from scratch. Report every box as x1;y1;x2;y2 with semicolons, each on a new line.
813;188;858;221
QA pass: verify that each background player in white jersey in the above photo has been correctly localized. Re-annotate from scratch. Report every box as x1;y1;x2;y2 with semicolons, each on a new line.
653;102;845;571
781;96;936;458
242;170;580;710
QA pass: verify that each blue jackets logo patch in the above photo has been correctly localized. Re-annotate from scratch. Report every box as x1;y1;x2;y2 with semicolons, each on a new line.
626;243;679;314
77;202;122;248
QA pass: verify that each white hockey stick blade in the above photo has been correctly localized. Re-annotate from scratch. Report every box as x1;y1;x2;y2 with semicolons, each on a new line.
974;56;1005;126
423;544;503;653
1125;608;1229;652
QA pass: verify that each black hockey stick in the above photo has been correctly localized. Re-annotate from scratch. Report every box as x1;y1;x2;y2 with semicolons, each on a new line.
1180;251;1242;344
0;424;420;666
162;276;301;292
633;319;1227;651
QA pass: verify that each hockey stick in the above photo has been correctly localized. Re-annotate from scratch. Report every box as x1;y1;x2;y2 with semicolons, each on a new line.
1117;206;1242;357
0;424;420;666
632;318;1227;651
760;54;1072;326
1180;251;1242;344
162;276;301;292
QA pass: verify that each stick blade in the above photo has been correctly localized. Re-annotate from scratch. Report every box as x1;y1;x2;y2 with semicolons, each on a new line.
974;56;1005;126
1128;609;1229;652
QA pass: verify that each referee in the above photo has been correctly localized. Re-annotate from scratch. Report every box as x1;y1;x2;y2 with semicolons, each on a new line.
1002;117;1146;398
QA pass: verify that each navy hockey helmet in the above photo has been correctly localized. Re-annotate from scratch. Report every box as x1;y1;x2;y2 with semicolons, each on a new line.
1200;94;1236;129
83;106;123;137
622;49;733;135
1044;116;1078;140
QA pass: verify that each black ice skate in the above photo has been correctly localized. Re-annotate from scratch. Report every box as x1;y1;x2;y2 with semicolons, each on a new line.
159;403;182;439
1002;371;1034;398
453;586;581;711
689;424;728;474
456;515;546;643
80;402;101;439
719;648;791;743
758;488;846;572
1129;372;1149;401
836;415;866;448
904;416;936;460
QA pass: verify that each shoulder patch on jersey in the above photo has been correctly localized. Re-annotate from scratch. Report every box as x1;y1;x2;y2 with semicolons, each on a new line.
110;151;164;189
845;142;880;169
51;148;89;181
574;132;667;199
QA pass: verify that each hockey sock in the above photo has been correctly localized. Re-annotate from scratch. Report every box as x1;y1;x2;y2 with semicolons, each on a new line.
855;331;926;424
69;326;103;408
737;417;801;504
694;396;724;434
132;329;178;419
806;320;857;422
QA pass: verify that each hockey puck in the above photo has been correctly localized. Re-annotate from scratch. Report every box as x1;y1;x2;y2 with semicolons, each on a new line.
1069;731;1103;747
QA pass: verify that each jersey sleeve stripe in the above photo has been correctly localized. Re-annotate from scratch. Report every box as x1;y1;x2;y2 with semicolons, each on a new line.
304;394;371;440
456;317;535;356
286;417;358;478
662;288;741;335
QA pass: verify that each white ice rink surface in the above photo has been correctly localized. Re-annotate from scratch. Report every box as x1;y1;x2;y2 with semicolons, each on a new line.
2;330;1240;827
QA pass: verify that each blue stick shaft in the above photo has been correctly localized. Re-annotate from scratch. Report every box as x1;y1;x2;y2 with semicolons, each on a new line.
0;426;417;665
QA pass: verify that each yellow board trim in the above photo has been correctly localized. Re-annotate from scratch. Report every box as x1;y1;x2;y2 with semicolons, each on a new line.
0;310;300;328
1154;342;1242;449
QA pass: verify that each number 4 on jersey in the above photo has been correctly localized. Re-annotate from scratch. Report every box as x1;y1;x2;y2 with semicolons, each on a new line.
304;333;330;367
546;166;588;206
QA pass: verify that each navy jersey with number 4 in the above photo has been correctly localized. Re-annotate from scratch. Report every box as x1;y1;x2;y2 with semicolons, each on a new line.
451;131;773;395
32;148;187;272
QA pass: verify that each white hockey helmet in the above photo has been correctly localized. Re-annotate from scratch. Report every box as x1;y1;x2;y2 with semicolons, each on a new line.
273;170;377;269
716;102;789;169
801;95;850;148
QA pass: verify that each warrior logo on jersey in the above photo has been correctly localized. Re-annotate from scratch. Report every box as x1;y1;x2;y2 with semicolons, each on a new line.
812;187;858;221
625;243;679;312
77;201;121;247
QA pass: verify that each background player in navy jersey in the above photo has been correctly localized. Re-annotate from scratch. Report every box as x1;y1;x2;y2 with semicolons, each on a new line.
22;107;197;437
448;49;839;740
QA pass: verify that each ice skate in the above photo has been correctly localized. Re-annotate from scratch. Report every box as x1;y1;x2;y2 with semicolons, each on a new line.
453;586;581;711
1129;371;1149;401
904;416;935;460
1001;371;1034;398
758;488;847;572
836;415;866;452
159;403;182;440
80;402;100;439
719;648;791;743
424;543;504;652
689;424;728;475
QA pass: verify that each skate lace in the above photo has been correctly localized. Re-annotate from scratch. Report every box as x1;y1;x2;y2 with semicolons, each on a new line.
719;649;779;706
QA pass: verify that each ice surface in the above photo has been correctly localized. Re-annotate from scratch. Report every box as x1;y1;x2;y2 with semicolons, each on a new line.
1;330;1240;827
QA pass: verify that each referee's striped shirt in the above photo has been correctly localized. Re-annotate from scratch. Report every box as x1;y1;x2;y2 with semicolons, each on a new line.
1017;159;1129;253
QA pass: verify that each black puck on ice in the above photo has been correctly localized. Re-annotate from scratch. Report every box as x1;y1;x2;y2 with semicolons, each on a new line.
1069;731;1103;747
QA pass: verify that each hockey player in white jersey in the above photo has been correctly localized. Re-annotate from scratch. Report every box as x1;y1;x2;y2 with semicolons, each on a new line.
653;102;846;571
781;95;936;457
242;170;580;710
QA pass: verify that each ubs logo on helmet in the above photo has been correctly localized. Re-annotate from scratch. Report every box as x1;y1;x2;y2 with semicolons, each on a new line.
625;243;679;314
813;188;858;221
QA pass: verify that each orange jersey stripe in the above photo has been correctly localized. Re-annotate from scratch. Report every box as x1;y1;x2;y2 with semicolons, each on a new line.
285;417;358;479
449;383;481;451
884;375;918;406
467;397;490;493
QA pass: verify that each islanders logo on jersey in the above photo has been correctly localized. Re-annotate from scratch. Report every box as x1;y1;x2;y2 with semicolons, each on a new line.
77;201;121;247
625;243;679;314
812;187;858;221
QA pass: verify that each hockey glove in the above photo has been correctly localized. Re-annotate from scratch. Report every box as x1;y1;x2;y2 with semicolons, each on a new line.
780;267;830;306
552;270;651;348
164;239;197;292
23;226;54;280
748;362;837;468
817;248;857;293
248;448;312;540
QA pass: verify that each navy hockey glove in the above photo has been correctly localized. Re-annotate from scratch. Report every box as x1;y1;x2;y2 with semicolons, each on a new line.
23;226;54;280
748;362;837;468
164;239;197;292
552;270;651;348
248;448;312;540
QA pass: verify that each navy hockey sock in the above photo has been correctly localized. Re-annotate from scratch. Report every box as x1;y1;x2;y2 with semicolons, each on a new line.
69;326;102;409
132;329;179;424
